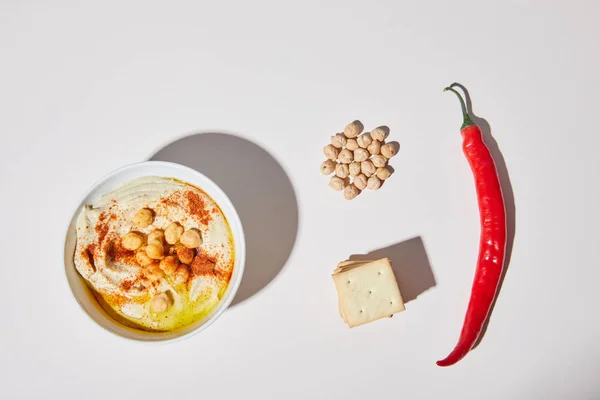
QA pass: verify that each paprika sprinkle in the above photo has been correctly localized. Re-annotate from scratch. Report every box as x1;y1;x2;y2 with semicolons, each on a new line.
437;84;507;367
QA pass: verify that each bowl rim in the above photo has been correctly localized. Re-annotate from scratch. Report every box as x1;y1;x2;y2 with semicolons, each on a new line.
62;160;246;343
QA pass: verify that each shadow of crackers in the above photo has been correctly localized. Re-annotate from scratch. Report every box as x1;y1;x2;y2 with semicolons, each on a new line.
348;236;436;304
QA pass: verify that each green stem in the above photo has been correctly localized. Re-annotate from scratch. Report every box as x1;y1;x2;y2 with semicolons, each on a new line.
444;86;475;130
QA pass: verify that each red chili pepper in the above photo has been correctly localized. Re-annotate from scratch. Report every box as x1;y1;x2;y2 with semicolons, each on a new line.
437;85;507;367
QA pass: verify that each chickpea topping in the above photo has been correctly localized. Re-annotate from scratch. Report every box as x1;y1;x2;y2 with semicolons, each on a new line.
147;229;164;244
349;162;361;176
376;166;392;180
329;176;346;191
320;159;336;175
133;208;153;228
122;232;144;251
371;154;387;168
150;293;171;313
320;121;395;198
344;121;363;138
335;163;350;179
345;139;359;151
361;160;376;177
371;127;388;142
323;144;339;161
159;255;179;275
146;240;165;259
343;184;359;200
354;174;368;190
381;143;397;158
338;149;354;164
164;222;184;245
331;133;347;149
173;264;190;285
136;250;153;267
357;133;373;149
354;148;369;162
176;244;195;264
367;140;381;155
144;262;165;282
180;229;202;248
367;175;382;190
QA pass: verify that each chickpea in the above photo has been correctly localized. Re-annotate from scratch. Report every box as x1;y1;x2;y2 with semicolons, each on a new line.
376;166;392;180
164;222;184;245
146;240;165;259
345;139;359;151
144;262;165;282
323;144;339;161
367;140;381;155
349;162;361;176
343;184;359;200
147;229;164;244
136;250;153;267
344;120;363;138
381;143;397;158
320;159;336;175
133;208;153;228
335;163;350;179
122;232;144;251
150;293;171;313
357;133;373;149
371;127;388;142
367;175;382;190
329;176;345;191
354;174;368;190
176;244;194;265
173;264;190;285
159;255;179;275
354;148;369;162
371;154;387;168
361;160;376;177
338;149;354;164
180;229;202;248
331;133;347;149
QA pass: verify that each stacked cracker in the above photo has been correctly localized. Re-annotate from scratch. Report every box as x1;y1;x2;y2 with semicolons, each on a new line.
332;258;405;328
321;121;397;200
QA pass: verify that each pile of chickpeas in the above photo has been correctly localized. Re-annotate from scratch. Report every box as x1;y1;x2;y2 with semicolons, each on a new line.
321;121;396;200
121;208;203;313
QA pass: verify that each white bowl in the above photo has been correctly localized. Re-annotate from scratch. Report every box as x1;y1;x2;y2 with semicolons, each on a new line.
63;161;245;342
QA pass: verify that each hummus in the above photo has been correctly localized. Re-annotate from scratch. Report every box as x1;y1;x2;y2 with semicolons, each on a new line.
74;176;234;332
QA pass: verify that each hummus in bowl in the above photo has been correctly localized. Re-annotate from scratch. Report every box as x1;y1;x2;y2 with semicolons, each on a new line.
64;162;245;342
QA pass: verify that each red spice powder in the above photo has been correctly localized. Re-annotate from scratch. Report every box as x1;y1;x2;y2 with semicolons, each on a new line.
86;243;98;257
120;279;135;291
184;190;212;226
106;238;136;264
157;189;213;227
83;244;98;272
190;253;216;278
95;212;110;244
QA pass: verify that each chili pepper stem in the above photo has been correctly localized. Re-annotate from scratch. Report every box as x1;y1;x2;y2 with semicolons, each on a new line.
444;86;475;130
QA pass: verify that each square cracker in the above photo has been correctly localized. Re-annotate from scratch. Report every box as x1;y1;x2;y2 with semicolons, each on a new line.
335;260;371;321
334;260;372;274
332;258;405;328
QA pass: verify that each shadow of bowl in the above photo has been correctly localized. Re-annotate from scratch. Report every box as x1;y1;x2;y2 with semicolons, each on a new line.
150;133;299;307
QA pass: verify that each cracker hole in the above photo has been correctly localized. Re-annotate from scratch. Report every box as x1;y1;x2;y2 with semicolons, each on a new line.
369;290;372;294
